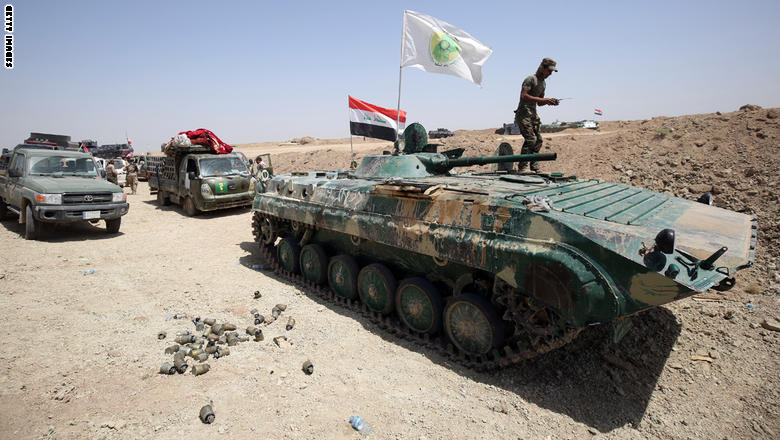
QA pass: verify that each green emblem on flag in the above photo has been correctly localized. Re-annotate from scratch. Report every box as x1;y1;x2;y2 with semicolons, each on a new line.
214;182;228;194
429;31;461;65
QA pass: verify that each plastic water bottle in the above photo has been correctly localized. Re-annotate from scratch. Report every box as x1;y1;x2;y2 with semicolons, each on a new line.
82;269;96;275
349;416;372;435
747;302;754;312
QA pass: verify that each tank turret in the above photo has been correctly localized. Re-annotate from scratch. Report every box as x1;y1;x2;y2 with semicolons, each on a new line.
355;123;557;178
355;152;556;179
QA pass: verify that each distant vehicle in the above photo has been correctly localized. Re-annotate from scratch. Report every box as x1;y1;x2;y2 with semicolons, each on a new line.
95;143;133;160
499;120;600;135
428;128;454;139
79;139;98;153
540;120;600;133
25;132;79;150
0;147;128;239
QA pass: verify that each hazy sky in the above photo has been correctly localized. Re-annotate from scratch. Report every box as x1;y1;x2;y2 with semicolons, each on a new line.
2;0;778;152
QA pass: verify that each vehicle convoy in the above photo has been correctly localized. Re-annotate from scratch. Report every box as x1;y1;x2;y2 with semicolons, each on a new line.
147;146;256;216
250;123;757;368
428;127;454;139
0;146;129;239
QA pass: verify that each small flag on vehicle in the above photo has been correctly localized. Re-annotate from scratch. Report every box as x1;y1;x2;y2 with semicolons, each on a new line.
349;96;407;141
594;108;603;116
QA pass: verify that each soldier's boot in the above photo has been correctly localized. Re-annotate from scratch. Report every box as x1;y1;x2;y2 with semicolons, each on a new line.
518;137;537;172
528;139;543;173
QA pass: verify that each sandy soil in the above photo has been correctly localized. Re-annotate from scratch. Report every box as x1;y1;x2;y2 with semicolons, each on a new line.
0;106;778;439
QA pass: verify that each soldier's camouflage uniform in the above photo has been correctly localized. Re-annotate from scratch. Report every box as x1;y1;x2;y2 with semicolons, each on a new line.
515;74;546;172
126;162;139;195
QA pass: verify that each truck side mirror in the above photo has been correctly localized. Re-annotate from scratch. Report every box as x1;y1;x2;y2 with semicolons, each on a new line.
100;169;107;178
188;171;197;180
8;168;21;178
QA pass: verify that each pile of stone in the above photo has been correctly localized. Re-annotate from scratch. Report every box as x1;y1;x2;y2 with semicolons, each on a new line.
156;303;295;377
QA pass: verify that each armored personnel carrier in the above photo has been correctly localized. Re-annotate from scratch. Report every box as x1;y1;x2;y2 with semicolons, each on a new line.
250;123;756;368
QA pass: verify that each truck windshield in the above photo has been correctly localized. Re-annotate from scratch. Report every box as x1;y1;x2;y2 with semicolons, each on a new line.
199;156;248;177
27;155;100;177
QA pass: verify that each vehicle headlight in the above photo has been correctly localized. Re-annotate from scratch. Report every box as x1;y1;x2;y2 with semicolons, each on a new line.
249;177;257;192
201;183;214;198
34;193;62;204
112;192;126;202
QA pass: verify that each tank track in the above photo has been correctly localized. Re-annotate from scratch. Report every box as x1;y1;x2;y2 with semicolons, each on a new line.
252;212;581;371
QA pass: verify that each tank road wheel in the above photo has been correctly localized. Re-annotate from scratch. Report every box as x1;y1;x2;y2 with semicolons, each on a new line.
328;255;360;300
156;190;170;206
253;213;277;247
299;244;328;285
444;293;504;357
395;278;443;335
277;236;302;274
358;264;397;315
290;221;306;240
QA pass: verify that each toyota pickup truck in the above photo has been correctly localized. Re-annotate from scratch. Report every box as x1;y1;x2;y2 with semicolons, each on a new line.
0;146;129;239
147;148;255;216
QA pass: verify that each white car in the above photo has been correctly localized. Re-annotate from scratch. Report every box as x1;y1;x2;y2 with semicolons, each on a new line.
112;158;127;187
94;158;127;187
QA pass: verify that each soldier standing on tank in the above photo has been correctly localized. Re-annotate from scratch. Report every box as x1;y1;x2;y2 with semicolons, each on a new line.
125;160;139;195
515;57;560;172
105;160;118;185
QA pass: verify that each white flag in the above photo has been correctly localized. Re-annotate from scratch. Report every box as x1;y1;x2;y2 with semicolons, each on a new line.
401;10;492;86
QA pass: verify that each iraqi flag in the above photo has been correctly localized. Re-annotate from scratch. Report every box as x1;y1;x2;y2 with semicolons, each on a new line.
594;108;603;116
349;96;407;141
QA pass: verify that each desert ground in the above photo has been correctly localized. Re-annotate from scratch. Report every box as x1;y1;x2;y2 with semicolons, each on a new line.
0;106;778;439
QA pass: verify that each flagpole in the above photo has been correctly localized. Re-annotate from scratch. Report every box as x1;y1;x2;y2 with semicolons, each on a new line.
395;11;407;151
349;134;355;168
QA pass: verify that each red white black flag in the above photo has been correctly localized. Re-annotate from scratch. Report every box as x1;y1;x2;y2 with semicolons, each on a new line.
349;96;407;141
594;108;603;116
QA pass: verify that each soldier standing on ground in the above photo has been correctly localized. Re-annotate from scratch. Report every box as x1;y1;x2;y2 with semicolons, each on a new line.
125;160;139;195
106;160;118;185
515;57;560;172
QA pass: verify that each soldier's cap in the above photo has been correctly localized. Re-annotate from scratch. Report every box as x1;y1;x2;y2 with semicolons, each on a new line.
541;58;558;72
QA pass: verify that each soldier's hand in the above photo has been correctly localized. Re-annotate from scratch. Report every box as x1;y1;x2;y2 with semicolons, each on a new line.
549;98;560;106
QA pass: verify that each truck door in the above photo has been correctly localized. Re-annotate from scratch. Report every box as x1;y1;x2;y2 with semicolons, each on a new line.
179;157;198;192
7;153;25;208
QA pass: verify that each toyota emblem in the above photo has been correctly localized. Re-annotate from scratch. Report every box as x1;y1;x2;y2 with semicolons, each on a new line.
84;195;93;202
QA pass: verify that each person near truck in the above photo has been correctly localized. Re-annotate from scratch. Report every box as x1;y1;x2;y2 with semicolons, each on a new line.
125;160;139;195
515;57;560;173
252;155;268;175
106;160;118;185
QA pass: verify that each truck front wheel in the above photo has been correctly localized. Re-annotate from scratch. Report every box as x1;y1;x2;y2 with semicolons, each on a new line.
105;218;121;234
24;205;39;240
183;197;199;217
0;199;8;219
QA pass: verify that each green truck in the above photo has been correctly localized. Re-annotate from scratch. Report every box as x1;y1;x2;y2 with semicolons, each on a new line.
147;148;255;216
0;145;129;239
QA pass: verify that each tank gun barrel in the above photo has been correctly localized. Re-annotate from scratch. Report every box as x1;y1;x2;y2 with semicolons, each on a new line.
419;153;557;173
